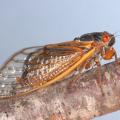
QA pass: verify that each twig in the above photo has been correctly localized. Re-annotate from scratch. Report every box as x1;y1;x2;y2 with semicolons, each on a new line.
0;60;120;120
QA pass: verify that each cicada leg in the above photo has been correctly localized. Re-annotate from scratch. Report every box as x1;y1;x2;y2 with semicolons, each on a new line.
84;59;94;70
94;57;106;96
67;62;87;90
94;58;102;85
114;49;119;65
84;56;104;95
101;47;119;65
85;57;102;85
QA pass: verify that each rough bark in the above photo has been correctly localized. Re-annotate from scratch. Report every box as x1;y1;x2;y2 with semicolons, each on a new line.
0;60;120;120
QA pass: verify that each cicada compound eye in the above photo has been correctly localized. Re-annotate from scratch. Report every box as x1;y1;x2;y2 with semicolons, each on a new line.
103;34;110;43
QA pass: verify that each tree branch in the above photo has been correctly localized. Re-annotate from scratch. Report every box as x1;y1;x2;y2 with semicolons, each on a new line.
0;60;120;120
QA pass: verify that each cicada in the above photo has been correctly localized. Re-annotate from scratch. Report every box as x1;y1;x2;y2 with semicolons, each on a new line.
0;31;117;99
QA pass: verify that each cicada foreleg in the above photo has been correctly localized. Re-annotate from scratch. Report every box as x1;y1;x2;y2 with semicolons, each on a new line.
101;47;119;65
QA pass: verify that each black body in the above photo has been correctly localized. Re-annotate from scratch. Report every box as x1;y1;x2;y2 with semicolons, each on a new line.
74;32;103;41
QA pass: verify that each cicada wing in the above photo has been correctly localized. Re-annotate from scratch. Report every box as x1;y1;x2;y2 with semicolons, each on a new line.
20;44;86;85
0;42;93;99
0;46;44;99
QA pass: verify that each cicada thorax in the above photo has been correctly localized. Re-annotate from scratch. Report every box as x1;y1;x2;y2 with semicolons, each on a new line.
74;31;115;44
74;31;116;60
74;32;103;42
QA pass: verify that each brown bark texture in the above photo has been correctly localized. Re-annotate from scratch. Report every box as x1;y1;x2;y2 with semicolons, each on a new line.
0;60;120;120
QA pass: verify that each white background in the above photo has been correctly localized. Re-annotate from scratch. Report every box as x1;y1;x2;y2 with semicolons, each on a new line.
0;0;120;119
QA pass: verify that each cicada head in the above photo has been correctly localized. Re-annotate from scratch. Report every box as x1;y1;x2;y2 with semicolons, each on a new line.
101;31;116;60
102;31;115;47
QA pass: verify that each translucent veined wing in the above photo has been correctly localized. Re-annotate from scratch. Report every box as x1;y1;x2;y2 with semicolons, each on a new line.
0;41;96;99
0;46;44;99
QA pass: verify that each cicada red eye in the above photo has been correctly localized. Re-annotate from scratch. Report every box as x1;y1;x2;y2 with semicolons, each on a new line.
103;34;110;43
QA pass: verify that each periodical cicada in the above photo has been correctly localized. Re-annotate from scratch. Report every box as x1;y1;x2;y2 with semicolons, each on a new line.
0;31;118;99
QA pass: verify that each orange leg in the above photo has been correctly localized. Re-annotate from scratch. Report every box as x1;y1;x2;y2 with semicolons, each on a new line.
94;58;102;85
114;50;119;65
84;57;103;86
101;47;119;65
94;58;106;95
